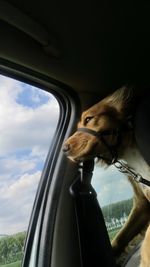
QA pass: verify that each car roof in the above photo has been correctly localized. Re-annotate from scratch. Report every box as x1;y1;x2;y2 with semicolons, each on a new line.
1;1;150;98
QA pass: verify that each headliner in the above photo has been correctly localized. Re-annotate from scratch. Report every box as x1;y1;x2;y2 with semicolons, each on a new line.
1;1;150;96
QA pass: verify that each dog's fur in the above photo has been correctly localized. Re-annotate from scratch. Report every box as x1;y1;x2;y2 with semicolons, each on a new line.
140;224;150;267
63;86;150;267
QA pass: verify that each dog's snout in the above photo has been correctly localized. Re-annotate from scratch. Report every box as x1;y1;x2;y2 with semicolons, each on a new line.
63;143;71;153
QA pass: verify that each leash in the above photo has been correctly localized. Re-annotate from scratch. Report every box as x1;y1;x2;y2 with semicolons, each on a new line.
77;126;150;187
114;160;150;187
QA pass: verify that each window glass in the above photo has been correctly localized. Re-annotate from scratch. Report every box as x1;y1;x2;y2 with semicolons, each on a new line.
0;75;59;266
92;164;133;241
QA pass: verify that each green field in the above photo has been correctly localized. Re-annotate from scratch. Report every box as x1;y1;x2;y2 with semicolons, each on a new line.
108;228;121;241
0;232;25;267
0;261;21;267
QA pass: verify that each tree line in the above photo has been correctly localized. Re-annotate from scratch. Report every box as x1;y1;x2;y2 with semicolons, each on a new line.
0;232;26;266
102;198;133;222
102;198;133;240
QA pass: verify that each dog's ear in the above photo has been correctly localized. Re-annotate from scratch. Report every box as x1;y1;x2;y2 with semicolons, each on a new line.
104;85;133;116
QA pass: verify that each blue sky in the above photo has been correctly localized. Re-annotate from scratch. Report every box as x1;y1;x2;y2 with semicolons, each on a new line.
0;74;133;235
0;75;59;235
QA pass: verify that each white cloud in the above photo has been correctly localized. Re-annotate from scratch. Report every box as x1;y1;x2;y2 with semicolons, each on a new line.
0;74;59;235
0;171;41;234
0;84;59;156
92;165;133;207
0;156;37;183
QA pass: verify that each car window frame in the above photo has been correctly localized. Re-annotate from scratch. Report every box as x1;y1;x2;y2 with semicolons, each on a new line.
0;59;81;267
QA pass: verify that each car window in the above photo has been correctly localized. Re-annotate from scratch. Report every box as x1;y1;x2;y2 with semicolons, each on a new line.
0;74;59;267
92;164;134;241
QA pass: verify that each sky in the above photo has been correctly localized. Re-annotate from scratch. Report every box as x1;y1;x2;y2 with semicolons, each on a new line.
0;74;133;235
92;164;133;207
0;75;59;235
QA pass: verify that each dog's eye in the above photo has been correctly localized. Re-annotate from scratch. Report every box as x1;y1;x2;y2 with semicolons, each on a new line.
84;116;93;125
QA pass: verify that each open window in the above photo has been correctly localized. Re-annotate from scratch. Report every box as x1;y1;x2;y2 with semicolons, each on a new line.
0;74;59;266
92;165;133;242
0;62;82;267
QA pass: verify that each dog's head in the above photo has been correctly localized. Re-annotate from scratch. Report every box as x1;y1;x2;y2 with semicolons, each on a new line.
63;86;133;164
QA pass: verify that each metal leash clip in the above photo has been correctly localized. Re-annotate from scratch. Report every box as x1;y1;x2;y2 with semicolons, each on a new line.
114;160;142;183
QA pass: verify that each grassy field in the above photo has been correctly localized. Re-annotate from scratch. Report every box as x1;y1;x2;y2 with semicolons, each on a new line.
0;261;21;267
108;227;121;241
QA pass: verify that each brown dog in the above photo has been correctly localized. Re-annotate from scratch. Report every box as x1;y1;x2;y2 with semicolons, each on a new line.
63;86;150;266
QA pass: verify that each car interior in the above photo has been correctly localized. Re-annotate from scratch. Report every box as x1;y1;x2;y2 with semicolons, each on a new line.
0;1;150;267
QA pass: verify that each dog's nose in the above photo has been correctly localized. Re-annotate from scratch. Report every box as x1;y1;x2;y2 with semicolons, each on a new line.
63;143;71;153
